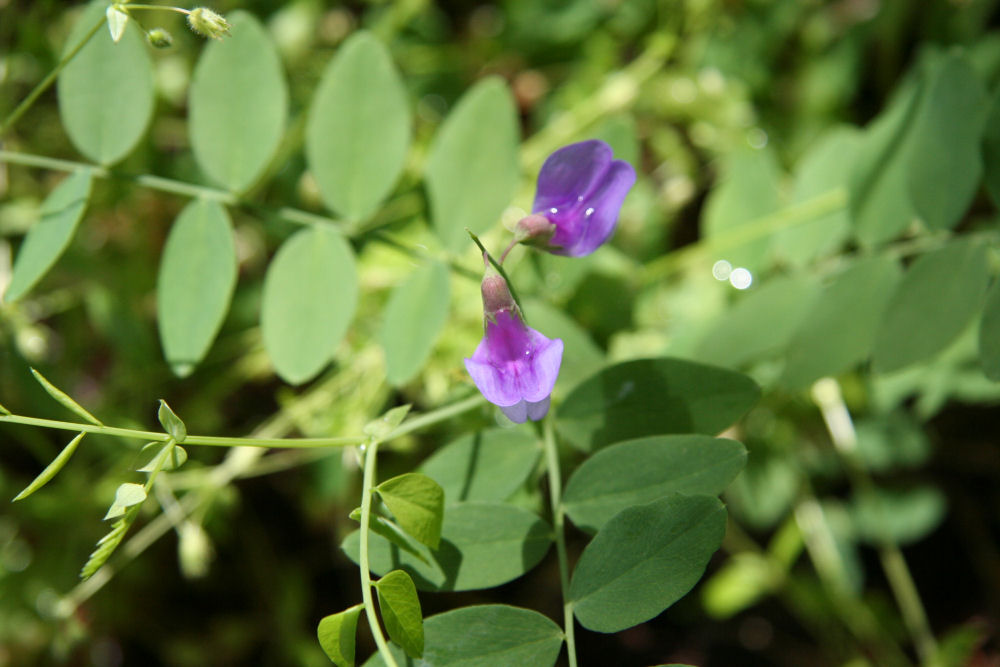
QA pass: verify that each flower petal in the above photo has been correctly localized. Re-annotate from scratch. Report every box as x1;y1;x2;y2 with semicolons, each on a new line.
517;337;563;403
533;140;613;214
557;159;636;257
501;400;529;423
464;357;521;407
526;396;551;421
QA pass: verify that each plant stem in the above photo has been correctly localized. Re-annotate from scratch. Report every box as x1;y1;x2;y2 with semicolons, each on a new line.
119;3;191;13
359;438;399;667
811;378;938;665
542;416;577;667
0;14;107;136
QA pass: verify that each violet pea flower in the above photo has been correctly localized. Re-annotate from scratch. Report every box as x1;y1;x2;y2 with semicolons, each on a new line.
464;269;563;423
515;139;636;257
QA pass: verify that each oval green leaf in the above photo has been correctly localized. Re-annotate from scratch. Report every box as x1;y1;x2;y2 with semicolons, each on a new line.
342;502;552;592
978;279;1000;381
569;494;726;633
375;570;424;659
379;262;450;386
781;255;902;389
57;1;154;164
103;482;147;520
317;604;363;667
375;473;444;550
556;358;760;452
873;240;990;374
5;170;92;303
306;31;410;220
188;11;288;192
563;435;746;532
363;605;563;667
694;275;819;368
426;77;519;252
419;427;540;503
156;199;237;376
850;485;946;546
260;225;358;384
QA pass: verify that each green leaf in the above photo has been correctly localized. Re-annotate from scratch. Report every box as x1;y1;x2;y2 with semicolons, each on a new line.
4;170;92;303
701;553;776;619
726;455;800;530
569;494;727;633
157;400;187;442
375;473;444;549
156;199;237;376
873;240;990;373
375;570;424;659
522;298;604;392
979;279;1000;381
981;85;1000;208
362;404;412;441
426;77;519;252
261;226;358;384
362;605;563;667
136;442;187;472
103;482;147;520
378;262;450;386
317;604;363;667
850;486;947;546
306;31;410;220
772;126;860;267
694;275;819;368
562;435;746;532
342;502;552;592
57;0;154;164
30;367;102;425
188;11;287;192
12;432;86;501
0;402;10;415
556;358;760;452
781;255;902;389
907;52;988;231
702;148;782;271
81;516;128;579
418;428;540;503
849;76;922;246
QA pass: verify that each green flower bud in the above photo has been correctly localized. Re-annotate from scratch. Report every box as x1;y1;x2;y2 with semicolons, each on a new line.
147;28;173;49
187;7;231;40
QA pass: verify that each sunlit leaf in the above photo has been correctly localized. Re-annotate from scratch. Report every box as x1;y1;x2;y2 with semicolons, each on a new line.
13;432;86;501
419;428;540;503
57;1;154;164
30;367;102;425
375;570;424;659
375;473;444;549
317;604;363;667
103;482;147;520
307;31;410;220
379;262;450;386
157;400;187;442
260;225;358;384
189;11;287;192
156;199;237;376
978;279;1000;380
136;442;187;472
426;77;519;252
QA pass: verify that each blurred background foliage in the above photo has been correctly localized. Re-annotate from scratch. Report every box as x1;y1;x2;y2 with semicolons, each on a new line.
2;0;1000;665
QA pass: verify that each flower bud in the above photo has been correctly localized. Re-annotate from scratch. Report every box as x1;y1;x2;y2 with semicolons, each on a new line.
187;7;231;40
481;267;517;320
147;28;174;49
512;213;556;247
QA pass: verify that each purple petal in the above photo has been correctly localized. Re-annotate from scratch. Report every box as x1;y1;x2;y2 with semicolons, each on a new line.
464;356;521;407
519;337;563;402
533;140;613;214
526;396;551;421
463;317;563;408
501;400;529;423
555;159;636;257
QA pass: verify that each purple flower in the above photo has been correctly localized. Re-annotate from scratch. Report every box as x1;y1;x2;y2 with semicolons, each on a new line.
518;139;636;257
464;270;563;423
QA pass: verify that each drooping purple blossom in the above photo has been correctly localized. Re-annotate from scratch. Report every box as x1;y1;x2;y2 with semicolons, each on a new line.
464;269;563;423
516;139;636;257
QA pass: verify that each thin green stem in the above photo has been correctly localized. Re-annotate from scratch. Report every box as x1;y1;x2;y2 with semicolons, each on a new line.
1;14;107;136
542;416;577;667
119;3;191;13
0;413;364;448
811;379;937;665
359;438;399;667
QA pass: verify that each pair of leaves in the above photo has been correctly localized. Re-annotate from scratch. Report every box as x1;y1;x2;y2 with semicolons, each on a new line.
361;605;563;667
342;502;552;591
317;571;426;665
